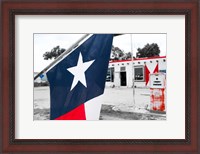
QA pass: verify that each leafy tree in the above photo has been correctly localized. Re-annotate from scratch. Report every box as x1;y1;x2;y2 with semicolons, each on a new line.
136;43;160;58
43;45;134;61
125;52;132;60
110;45;124;60
43;46;66;60
110;45;135;60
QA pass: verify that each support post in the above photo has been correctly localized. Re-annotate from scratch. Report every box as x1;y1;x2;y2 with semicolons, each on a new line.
130;34;135;108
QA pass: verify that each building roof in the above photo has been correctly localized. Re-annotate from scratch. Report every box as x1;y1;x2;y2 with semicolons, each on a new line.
109;56;166;63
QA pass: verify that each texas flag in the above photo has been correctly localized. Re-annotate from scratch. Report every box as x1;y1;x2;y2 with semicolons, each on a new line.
46;34;113;120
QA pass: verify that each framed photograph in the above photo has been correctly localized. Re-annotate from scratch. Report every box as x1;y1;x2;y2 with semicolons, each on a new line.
1;0;199;153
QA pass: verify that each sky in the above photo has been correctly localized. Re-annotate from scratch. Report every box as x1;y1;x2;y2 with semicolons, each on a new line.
34;34;166;72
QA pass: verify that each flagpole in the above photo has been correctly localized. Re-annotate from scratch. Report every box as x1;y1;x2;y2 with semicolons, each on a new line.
34;34;90;80
130;34;135;108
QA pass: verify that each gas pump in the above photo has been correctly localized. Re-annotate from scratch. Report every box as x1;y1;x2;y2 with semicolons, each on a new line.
149;73;166;112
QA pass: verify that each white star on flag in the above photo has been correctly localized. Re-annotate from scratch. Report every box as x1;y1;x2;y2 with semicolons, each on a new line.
67;52;95;91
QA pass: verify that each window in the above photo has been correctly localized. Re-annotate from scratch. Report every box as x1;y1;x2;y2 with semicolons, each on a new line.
106;67;114;82
159;70;166;73
120;66;126;72
134;66;144;81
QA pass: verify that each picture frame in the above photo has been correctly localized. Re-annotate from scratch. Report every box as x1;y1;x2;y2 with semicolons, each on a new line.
1;0;199;153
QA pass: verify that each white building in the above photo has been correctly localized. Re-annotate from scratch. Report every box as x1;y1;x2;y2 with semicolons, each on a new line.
106;56;166;88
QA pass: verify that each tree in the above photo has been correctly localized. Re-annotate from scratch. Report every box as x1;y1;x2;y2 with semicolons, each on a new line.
136;43;160;58
44;45;134;61
110;46;135;60
43;46;66;60
110;45;124;60
124;52;132;60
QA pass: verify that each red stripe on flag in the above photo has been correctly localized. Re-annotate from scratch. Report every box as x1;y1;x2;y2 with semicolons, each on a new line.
55;104;86;120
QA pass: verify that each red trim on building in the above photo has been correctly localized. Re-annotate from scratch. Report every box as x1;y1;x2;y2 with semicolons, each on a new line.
145;64;150;85
145;63;159;85
109;56;166;63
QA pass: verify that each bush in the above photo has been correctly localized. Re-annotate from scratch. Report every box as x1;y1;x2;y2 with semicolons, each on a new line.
34;82;49;87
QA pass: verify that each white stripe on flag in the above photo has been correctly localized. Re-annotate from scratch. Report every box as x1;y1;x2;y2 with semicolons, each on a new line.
84;95;103;120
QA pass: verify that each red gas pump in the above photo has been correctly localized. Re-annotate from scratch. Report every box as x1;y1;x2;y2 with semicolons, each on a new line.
149;73;166;112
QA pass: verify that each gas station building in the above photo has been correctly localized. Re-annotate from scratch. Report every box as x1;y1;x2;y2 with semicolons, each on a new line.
106;56;166;88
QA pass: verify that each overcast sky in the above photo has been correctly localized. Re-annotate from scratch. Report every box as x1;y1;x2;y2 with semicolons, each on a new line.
34;34;166;72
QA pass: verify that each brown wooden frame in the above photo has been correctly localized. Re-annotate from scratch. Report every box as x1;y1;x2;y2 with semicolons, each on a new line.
1;0;199;153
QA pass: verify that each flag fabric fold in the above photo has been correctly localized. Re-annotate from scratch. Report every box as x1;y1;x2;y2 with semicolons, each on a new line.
46;34;113;120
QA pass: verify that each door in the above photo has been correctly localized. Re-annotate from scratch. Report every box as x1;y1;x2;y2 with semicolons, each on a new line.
120;72;127;86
